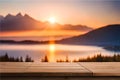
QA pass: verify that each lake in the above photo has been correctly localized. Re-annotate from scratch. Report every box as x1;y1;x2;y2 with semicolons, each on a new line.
0;44;119;62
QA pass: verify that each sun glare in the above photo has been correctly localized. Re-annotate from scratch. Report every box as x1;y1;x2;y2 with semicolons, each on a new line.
48;17;56;24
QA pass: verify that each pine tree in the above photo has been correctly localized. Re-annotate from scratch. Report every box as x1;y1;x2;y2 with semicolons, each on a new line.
20;56;23;62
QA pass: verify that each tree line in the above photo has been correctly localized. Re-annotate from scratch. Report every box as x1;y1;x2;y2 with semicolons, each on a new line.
1;53;120;62
0;53;34;62
73;54;120;62
41;54;120;62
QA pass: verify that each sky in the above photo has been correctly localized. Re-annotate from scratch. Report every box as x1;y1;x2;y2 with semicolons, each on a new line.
0;0;120;28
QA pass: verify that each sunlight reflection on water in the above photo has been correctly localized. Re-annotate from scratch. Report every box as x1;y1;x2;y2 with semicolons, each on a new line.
0;44;119;62
47;44;55;62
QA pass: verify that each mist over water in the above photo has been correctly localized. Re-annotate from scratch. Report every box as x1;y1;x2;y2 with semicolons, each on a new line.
0;44;119;62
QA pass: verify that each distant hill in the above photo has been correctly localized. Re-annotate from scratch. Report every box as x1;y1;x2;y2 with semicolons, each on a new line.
0;13;92;32
0;40;48;44
57;24;120;46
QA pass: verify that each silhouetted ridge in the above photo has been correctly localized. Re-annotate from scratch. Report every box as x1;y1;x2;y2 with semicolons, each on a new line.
58;24;120;46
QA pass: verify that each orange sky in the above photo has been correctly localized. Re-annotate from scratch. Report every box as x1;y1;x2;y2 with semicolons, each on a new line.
0;0;120;28
0;30;86;37
0;0;120;38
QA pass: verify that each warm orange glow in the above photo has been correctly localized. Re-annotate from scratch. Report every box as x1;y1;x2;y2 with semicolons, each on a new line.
47;41;55;62
48;17;56;24
47;42;56;62
0;30;85;37
49;44;55;53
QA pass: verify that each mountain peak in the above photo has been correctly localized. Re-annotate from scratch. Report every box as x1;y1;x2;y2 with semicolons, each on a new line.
5;13;13;17
16;12;23;17
24;13;35;20
24;14;29;17
24;14;32;18
5;13;14;19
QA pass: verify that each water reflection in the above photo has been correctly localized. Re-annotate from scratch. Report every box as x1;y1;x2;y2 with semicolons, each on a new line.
47;40;56;62
1;44;119;62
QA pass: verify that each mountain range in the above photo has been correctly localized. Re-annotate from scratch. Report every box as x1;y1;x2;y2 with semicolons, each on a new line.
0;13;43;31
0;13;92;32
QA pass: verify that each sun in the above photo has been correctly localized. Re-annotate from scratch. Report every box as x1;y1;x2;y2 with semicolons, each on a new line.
48;17;56;24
